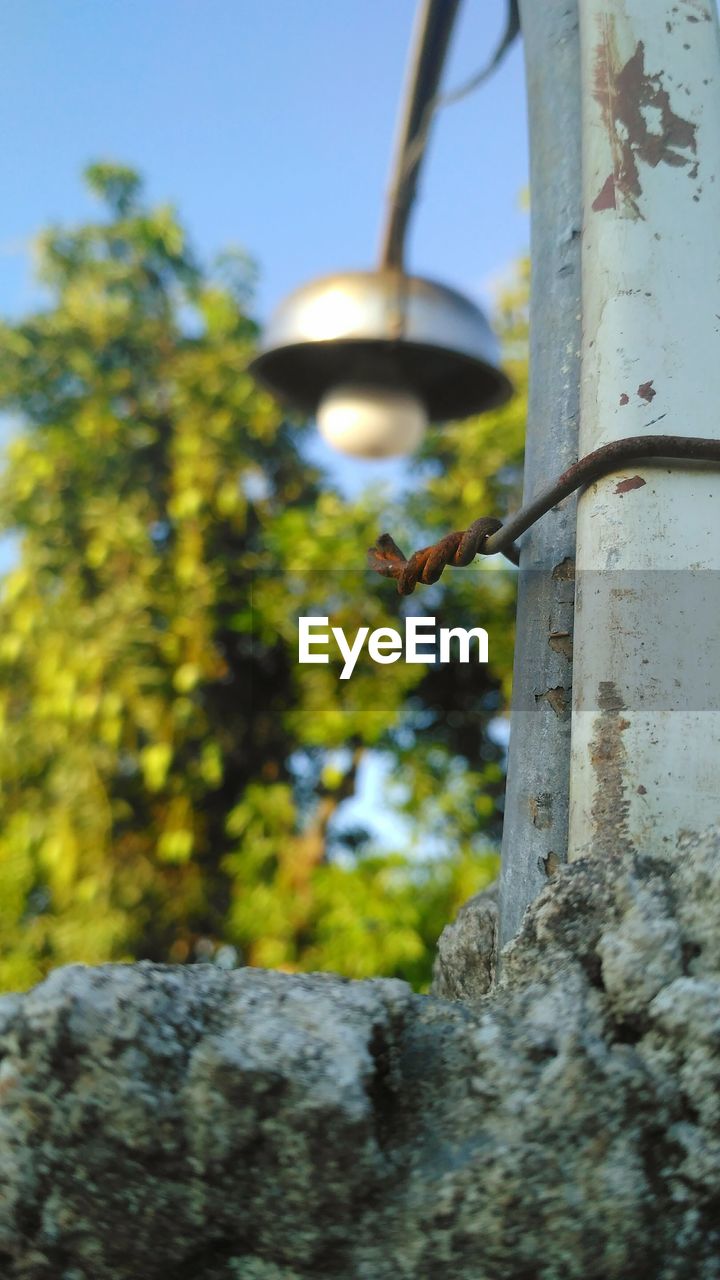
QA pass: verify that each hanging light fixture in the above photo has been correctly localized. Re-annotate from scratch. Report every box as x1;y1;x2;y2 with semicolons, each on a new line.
249;0;514;458
250;269;510;458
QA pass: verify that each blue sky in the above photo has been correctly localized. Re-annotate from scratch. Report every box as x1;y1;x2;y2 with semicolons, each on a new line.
0;0;527;849
1;1;528;323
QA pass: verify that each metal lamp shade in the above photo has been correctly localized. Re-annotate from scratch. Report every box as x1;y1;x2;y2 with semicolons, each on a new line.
249;270;513;421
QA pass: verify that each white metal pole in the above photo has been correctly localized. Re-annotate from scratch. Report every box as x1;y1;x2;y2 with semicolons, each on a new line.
570;0;720;861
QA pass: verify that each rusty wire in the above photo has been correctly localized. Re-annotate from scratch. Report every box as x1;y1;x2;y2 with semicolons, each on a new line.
368;434;720;595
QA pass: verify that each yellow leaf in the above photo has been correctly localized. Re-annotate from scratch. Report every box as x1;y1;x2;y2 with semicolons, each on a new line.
157;828;193;864
173;663;199;693
140;742;172;791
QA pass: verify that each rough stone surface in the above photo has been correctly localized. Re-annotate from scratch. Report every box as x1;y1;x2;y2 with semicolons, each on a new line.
431;882;498;1000
2;829;720;1278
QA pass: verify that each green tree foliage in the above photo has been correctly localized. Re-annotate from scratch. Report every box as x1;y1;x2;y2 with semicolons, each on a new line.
0;165;527;993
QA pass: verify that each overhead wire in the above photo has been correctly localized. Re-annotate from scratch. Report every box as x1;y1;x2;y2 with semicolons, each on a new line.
379;0;520;270
396;2;520;194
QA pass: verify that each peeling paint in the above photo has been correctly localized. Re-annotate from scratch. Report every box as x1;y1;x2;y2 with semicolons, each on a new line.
589;682;634;857
535;686;570;719
614;474;647;494
682;0;712;21
574;0;720;867
549;630;574;660
529;793;554;830
592;19;698;218
537;851;561;878
592;172;617;212
552;557;576;581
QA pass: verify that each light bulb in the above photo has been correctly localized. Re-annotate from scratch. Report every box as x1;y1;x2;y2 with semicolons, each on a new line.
316;384;427;459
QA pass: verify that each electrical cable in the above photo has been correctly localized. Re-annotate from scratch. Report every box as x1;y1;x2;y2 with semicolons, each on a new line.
397;1;520;191
379;0;520;269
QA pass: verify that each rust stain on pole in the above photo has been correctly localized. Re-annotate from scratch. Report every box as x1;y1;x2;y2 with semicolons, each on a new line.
592;172;617;212
592;18;698;218
535;686;570;719
614;474;647;494
589;681;635;856
572;0;720;866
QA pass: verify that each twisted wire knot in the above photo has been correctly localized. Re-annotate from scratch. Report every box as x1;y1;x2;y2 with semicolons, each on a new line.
367;517;504;595
368;435;720;596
